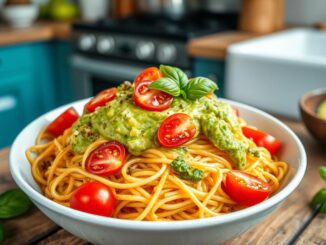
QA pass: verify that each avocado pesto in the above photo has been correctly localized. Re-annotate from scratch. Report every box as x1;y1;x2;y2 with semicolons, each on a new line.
70;83;247;169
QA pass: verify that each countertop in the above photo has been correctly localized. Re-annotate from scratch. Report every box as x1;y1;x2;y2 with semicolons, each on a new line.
1;118;325;244
187;31;260;60
0;21;72;46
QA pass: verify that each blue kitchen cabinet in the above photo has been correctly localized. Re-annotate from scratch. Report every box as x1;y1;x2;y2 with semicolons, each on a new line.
192;58;225;98
53;40;74;106
0;72;36;148
0;41;73;147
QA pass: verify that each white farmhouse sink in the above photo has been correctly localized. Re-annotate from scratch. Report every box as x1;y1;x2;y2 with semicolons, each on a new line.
225;28;326;118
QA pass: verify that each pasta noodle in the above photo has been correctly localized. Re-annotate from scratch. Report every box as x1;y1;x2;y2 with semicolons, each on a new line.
26;120;288;221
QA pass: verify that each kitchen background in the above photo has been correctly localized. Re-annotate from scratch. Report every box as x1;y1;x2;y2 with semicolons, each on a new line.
0;0;326;148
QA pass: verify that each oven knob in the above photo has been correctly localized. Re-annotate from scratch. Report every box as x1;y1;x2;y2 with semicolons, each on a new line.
136;41;155;60
157;44;177;63
79;34;96;51
97;36;115;54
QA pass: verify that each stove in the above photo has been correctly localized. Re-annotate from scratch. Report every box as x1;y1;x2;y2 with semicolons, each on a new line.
72;12;238;69
70;12;238;100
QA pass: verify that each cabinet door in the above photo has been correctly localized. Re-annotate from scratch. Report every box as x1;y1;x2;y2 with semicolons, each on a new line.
53;41;74;106
192;58;225;97
0;73;36;148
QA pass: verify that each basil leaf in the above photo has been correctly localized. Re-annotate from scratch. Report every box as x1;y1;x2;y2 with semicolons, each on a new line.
0;189;33;219
180;90;188;100
321;203;326;213
311;188;326;208
320;166;326;181
149;77;180;97
0;223;4;243
185;77;218;100
159;65;188;90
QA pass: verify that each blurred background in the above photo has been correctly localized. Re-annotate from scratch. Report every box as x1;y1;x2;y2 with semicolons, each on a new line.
0;0;326;148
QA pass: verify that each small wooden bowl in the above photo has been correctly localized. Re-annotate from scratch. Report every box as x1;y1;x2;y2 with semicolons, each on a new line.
300;88;326;145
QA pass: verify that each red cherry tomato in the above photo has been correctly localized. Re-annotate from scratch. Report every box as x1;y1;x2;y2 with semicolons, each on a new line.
84;87;117;113
133;80;173;111
242;126;282;156
85;141;126;176
134;67;162;85
46;107;79;137
157;113;196;148
224;170;272;206
70;181;115;217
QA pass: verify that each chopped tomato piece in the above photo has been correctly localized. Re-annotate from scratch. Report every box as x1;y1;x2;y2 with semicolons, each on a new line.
242;126;282;156
46;107;79;137
85;141;126;176
84;87;117;113
133;80;173;111
224;170;272;206
134;67;162;85
157;113;196;148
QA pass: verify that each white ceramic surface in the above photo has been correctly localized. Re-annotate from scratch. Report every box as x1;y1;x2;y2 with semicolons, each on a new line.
9;99;306;245
78;0;109;21
225;28;326;119
1;5;38;28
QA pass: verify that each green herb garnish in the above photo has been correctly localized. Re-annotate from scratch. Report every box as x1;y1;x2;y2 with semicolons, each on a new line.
173;146;188;156
185;77;218;100
247;147;261;158
320;166;326;181
311;166;326;213
159;64;188;90
171;156;203;182
0;189;33;219
149;77;181;97
0;189;33;242
0;223;4;243
149;65;218;100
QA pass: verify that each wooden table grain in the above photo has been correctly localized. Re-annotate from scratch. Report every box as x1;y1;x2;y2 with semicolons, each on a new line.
1;118;325;245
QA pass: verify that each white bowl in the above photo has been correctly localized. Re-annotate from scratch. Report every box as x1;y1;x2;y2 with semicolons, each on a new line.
1;5;38;28
9;99;306;245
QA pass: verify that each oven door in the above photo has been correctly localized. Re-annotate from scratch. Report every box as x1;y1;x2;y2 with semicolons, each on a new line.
71;55;149;99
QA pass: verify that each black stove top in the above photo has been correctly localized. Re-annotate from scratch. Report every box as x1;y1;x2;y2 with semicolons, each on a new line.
73;12;238;41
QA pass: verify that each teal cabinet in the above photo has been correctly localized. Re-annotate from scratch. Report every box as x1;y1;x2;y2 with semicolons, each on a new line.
0;72;36;147
192;58;225;98
0;41;73;148
53;40;74;106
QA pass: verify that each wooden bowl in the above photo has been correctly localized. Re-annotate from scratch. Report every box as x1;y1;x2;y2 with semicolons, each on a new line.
300;88;326;145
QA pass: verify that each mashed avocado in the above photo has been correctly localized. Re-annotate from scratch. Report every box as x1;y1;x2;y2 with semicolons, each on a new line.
70;84;247;169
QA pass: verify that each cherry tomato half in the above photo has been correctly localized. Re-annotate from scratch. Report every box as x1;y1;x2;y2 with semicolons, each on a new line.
157;113;196;148
134;67;162;85
70;181;115;217
133;80;173;111
224;170;272;206
84;87;117;113
85;141;126;176
46;107;79;137
242;126;282;156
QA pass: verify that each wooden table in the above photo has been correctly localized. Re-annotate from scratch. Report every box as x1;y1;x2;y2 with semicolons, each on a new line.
1;118;325;244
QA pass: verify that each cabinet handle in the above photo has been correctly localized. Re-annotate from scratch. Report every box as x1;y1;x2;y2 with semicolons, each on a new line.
0;96;17;112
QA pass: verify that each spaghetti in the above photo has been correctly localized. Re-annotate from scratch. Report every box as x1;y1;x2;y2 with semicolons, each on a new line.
26;121;288;221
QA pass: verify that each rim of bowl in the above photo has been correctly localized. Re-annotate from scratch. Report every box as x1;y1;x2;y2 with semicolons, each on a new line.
300;88;326;121
9;99;307;231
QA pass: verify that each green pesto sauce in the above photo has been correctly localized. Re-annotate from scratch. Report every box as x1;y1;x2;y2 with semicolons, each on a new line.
70;85;247;169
